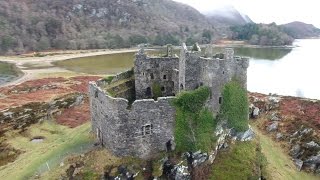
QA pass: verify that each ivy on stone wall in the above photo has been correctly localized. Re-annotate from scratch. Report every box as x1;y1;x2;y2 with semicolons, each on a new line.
173;86;216;152
220;80;249;132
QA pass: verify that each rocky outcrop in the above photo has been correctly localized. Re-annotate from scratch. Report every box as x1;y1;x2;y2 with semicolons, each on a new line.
249;92;320;174
0;93;85;134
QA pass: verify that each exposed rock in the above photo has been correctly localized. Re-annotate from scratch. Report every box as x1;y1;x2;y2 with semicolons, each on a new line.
305;141;320;149
222;142;229;149
301;128;313;135
238;127;255;141
252;107;260;118
266;122;278;132
192;151;208;167
290;131;299;138
269;112;281;121
70;94;84;107
304;155;320;164
290;144;301;158
293;159;303;171
306;163;317;172
267;96;280;110
174;165;190;180
276;133;283;140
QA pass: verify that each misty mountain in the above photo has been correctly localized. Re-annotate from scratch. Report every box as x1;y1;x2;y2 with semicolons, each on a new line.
205;6;253;27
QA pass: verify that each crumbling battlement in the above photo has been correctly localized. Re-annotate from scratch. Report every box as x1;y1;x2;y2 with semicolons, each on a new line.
89;82;175;158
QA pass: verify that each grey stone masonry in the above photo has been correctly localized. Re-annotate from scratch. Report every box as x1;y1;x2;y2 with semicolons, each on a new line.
134;49;179;99
89;82;175;158
178;44;249;113
89;43;249;158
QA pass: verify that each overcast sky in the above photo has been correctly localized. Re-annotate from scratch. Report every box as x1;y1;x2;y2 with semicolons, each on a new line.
173;0;320;28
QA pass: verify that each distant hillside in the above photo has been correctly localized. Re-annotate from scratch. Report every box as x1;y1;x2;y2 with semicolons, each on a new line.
281;21;320;39
230;23;294;46
0;0;216;54
205;6;253;27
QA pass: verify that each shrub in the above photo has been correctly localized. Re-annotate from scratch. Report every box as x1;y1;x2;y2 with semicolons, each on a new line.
173;86;216;152
103;76;114;84
153;33;180;46
129;35;148;46
220;80;249;132
152;82;162;100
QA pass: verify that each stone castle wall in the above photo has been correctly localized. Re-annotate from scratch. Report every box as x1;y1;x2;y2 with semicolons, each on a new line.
89;45;249;158
89;82;175;158
179;47;249;113
134;53;179;99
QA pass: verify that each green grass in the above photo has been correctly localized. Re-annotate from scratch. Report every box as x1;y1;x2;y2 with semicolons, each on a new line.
103;75;114;83
210;141;262;180
173;86;216;152
220;80;249;132
251;124;319;180
0;121;93;180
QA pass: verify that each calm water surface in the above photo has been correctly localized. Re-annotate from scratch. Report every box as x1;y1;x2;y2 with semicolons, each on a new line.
0;62;20;85
248;39;320;99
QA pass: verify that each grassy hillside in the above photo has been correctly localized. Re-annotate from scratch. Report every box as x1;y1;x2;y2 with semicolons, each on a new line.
0;121;92;179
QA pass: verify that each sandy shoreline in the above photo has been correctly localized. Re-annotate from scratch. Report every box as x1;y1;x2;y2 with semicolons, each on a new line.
0;48;138;87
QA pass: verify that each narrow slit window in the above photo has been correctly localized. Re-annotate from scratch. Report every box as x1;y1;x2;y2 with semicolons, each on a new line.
150;73;154;79
219;97;223;104
163;75;167;79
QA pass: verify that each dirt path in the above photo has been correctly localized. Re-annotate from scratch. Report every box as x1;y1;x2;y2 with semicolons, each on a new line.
0;49;138;87
252;125;318;180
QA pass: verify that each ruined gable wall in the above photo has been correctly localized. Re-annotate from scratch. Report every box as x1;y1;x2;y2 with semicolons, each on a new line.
201;56;249;113
183;52;203;91
134;53;179;99
181;49;249;113
89;82;175;158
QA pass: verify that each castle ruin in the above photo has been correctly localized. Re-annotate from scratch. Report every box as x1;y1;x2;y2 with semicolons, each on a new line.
89;44;249;158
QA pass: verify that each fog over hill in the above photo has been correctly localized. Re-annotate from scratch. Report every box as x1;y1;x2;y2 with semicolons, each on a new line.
205;5;253;27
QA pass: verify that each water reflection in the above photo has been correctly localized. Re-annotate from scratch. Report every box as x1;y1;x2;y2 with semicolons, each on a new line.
248;39;320;99
235;47;292;60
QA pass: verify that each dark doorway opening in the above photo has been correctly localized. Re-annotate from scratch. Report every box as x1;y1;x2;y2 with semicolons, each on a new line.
166;140;172;152
146;87;152;97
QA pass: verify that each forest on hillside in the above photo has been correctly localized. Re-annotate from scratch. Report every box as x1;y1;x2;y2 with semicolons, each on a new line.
230;23;294;46
0;0;215;54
